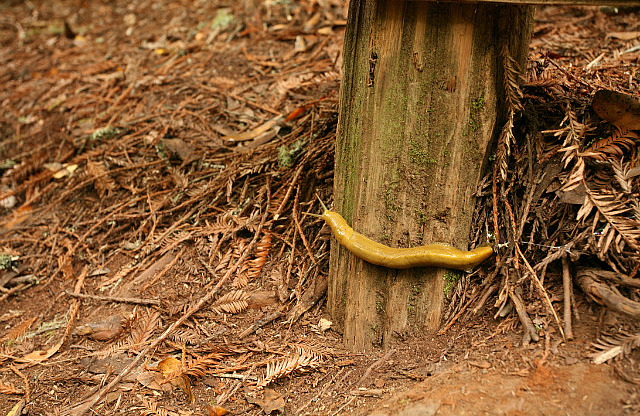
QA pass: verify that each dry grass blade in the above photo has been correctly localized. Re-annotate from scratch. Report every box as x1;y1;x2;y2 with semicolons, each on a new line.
591;331;640;364
211;290;249;315
257;345;322;389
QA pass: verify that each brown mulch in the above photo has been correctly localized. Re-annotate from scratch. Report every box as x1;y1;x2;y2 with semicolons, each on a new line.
0;2;639;415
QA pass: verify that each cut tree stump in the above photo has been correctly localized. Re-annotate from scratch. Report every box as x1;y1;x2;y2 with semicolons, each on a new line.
329;0;640;351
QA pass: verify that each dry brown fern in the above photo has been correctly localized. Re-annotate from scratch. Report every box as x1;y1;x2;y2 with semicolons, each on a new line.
577;185;640;255
128;310;161;352
581;130;637;162
211;290;249;315
182;350;231;379
0;380;22;395
247;232;272;281
555;108;590;192
256;344;322;389
85;159;117;197
140;398;179;416
591;331;640;364
495;45;525;181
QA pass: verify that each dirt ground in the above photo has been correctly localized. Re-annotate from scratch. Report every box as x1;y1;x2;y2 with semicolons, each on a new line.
1;1;639;415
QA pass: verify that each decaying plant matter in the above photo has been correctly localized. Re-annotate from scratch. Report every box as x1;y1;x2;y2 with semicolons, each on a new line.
446;38;640;349
1;2;640;414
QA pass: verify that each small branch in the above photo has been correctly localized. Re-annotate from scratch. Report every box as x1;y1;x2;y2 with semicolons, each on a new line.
561;255;574;340
510;287;539;344
10;365;30;403
515;243;565;341
358;349;395;386
576;268;640;319
292;186;316;264
64;291;161;306
239;310;283;339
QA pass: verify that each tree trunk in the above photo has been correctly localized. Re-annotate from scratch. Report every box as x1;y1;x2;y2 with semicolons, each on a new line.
329;0;534;351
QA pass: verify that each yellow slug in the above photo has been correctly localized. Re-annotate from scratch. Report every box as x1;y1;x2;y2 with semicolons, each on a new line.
311;201;493;270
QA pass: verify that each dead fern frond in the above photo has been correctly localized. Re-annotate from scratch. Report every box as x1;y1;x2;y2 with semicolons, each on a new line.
495;46;525;181
214;248;233;273
211;290;249;314
559;154;584;192
170;328;200;345
247;232;272;281
610;159;635;194
503;46;524;113
183;350;231;379
591;331;640;364
256;345;322;389
583;187;640;254
129;310;161;352
0;380;22;395
140;398;179;416
86;159;117;197
581;130;637;162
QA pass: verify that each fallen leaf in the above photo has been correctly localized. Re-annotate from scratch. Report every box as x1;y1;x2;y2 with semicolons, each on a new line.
245;388;285;414
317;318;332;332
205;404;229;416
137;370;172;392
161;138;196;162
222;116;283;143
157;357;193;402
22;338;63;363
6;399;25;416
74;314;126;341
2;316;36;341
592;89;640;130
468;360;492;369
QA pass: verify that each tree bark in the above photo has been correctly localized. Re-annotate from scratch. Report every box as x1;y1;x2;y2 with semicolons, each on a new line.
329;0;534;350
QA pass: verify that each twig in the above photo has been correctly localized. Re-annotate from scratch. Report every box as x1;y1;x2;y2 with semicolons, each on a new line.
0;283;28;302
64;291;160;306
491;163;501;246
358;349;395;386
438;294;475;335
576;267;640;319
515;243;566;341
561;255;574;340
509;287;539;344
10;365;30;403
239;310;283;338
140;247;184;292
62;210;269;415
273;165;303;220
292;186;316;264
331;396;356;416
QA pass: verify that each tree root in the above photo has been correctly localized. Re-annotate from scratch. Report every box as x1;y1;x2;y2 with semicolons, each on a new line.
576;267;640;319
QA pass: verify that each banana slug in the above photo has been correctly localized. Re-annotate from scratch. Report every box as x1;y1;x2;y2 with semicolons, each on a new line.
310;201;493;270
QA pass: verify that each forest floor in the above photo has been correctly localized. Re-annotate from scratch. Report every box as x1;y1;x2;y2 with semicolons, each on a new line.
1;1;639;415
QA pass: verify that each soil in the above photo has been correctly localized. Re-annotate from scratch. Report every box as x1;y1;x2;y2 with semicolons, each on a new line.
0;1;639;415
